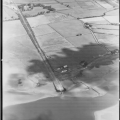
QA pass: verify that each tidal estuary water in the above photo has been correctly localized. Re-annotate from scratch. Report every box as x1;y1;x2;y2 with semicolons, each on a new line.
3;92;118;120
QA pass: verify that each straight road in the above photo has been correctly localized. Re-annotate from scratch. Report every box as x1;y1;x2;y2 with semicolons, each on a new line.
10;4;66;93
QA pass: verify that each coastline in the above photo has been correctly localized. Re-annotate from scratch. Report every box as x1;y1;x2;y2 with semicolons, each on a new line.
94;102;119;120
3;93;118;120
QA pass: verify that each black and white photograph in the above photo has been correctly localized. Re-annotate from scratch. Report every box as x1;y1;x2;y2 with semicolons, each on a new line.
2;0;119;120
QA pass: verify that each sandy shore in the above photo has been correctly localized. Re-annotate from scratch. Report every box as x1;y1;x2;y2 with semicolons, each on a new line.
94;102;119;120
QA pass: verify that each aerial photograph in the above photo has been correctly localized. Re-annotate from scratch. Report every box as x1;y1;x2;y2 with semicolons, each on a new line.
3;0;119;120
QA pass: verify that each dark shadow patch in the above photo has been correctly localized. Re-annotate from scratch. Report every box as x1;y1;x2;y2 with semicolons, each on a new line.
6;42;118;94
26;43;118;84
7;73;26;88
51;43;108;68
27;60;49;75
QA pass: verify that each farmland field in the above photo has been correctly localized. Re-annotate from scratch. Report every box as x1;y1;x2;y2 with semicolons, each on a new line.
3;0;119;120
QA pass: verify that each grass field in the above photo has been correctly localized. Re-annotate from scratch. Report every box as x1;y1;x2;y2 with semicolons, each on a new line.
49;19;91;37
27;15;50;27
43;3;69;10
45;12;74;23
23;7;49;17
76;1;104;10
3;6;18;21
32;24;55;36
